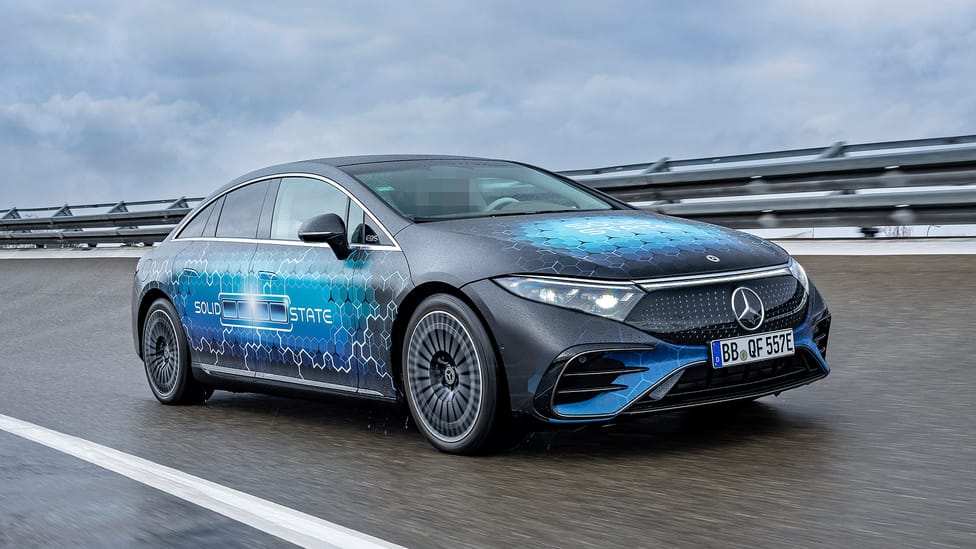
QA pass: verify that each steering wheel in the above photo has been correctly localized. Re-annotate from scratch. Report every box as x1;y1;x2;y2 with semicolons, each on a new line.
486;197;521;211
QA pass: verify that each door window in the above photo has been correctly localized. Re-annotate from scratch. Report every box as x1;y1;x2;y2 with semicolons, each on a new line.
215;181;272;238
271;177;349;241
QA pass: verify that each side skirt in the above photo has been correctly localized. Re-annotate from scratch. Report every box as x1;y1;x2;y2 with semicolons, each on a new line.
191;362;396;403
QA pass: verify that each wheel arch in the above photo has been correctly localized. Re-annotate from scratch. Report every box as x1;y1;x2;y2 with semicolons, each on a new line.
391;281;511;409
136;288;174;358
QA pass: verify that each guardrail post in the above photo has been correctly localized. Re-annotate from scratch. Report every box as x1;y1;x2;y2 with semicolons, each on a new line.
167;197;189;209
52;204;73;218
51;204;78;248
819;141;847;159
641;157;671;174
107;201;129;213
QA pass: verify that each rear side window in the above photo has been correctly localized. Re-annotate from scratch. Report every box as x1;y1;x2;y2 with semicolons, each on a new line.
202;196;224;237
215;181;272;238
176;200;219;239
271;177;349;241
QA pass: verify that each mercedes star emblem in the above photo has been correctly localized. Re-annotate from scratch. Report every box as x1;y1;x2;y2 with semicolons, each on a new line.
731;287;765;331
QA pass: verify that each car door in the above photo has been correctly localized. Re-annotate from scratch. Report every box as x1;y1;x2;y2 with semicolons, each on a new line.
249;176;409;397
174;179;274;376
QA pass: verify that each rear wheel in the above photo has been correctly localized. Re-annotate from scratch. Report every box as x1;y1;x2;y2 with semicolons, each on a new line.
142;299;212;405
402;294;504;454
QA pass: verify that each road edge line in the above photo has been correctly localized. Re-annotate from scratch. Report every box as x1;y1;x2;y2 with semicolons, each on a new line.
0;414;403;549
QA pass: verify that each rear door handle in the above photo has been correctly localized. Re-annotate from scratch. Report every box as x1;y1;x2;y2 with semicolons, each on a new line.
181;268;199;277
258;271;279;280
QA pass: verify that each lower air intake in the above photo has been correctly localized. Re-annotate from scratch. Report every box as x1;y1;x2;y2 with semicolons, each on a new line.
552;352;648;406
626;348;826;413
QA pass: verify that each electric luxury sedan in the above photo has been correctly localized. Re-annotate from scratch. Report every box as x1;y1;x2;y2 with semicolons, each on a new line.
132;156;832;454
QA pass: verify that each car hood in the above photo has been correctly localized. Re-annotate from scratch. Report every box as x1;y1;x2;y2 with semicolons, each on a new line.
397;210;790;282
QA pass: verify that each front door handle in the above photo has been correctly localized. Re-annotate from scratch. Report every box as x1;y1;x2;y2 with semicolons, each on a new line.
258;271;279;280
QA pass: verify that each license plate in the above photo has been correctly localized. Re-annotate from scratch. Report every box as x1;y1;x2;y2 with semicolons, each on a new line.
711;329;794;368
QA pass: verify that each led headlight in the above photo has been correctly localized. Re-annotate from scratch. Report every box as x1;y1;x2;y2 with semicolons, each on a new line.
494;276;643;321
789;258;809;293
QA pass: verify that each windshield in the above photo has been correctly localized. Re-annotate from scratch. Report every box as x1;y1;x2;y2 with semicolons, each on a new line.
345;159;614;221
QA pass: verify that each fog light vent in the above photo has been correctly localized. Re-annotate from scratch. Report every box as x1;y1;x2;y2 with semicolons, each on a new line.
553;352;648;406
813;315;831;358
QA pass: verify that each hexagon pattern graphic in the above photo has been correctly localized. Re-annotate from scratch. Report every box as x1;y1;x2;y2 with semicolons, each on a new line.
495;215;771;278
149;241;410;398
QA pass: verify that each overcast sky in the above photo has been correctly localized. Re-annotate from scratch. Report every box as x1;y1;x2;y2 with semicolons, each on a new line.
2;0;975;208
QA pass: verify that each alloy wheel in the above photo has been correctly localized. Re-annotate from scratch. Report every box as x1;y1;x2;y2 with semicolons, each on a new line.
406;310;484;443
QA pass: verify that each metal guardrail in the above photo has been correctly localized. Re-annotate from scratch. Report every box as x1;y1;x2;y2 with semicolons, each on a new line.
655;188;976;230
568;134;976;233
3;134;976;246
0;197;202;246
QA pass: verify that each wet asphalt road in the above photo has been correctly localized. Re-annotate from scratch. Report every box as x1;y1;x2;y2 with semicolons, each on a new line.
0;256;973;548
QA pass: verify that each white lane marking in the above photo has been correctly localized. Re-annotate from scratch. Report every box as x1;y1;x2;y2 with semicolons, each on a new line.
0;414;403;549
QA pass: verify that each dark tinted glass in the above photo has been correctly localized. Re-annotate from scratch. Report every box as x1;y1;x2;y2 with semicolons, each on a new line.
347;200;385;245
202;196;224;237
347;200;365;245
215;181;271;238
177;200;217;238
346;159;612;221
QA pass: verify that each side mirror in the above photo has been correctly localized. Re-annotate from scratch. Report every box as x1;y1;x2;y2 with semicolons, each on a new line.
298;213;351;260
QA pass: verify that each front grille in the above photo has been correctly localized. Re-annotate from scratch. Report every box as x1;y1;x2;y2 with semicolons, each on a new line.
552;352;648;406
627;348;825;413
626;274;807;345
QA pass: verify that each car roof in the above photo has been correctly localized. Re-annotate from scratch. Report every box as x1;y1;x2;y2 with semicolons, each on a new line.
207;154;515;204
306;154;487;167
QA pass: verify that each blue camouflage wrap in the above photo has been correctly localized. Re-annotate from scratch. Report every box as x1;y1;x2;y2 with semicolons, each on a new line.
140;241;409;397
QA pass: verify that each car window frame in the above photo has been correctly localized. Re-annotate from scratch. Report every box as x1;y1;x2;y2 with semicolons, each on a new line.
268;176;351;243
212;179;274;239
170;173;399;251
344;159;627;223
174;199;219;239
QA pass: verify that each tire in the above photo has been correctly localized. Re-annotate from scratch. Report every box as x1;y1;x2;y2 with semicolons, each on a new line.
402;294;505;454
142;299;212;405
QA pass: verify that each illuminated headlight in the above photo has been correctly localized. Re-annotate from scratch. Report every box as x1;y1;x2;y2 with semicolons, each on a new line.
789;258;809;293
494;276;643;321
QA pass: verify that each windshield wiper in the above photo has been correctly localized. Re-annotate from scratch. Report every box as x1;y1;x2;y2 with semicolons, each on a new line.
410;213;487;222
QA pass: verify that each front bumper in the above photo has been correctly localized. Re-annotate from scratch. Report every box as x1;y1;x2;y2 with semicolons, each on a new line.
463;279;831;424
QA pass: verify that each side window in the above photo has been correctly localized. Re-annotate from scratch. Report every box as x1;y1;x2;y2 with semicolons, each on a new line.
202;196;224;237
215;181;271;239
347;201;365;245
347;201;382;246
271;177;349;241
176;200;219;239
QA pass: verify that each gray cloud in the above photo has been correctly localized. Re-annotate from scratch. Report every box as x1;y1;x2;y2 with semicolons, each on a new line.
2;0;975;208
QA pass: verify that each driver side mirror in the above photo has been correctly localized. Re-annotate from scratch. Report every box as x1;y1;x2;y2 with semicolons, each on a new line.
298;213;351;260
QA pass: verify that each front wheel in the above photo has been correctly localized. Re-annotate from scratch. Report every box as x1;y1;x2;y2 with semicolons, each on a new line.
402;294;504;454
142;299;212;405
